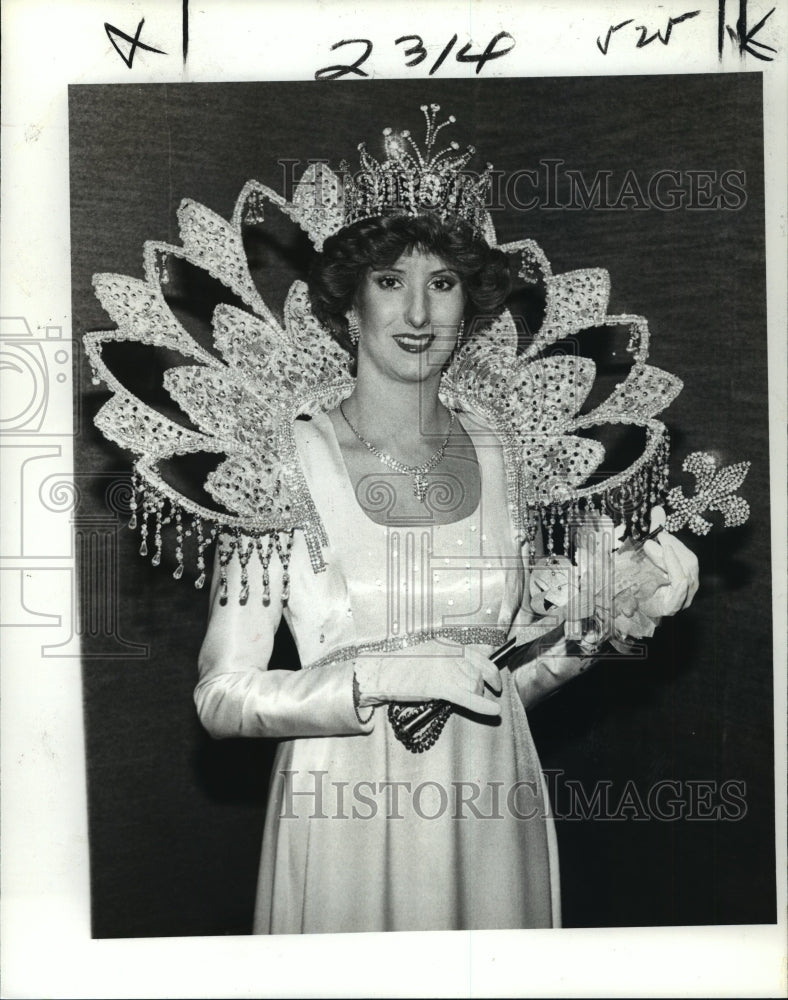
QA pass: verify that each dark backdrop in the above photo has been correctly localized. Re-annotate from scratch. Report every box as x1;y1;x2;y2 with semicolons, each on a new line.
69;76;775;937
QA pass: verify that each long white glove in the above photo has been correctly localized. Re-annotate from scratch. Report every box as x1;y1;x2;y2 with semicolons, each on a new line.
510;627;595;710
632;505;700;616
513;506;700;708
603;505;700;640
354;647;503;717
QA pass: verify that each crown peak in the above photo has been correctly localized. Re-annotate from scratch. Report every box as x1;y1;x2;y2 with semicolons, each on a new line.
340;107;492;239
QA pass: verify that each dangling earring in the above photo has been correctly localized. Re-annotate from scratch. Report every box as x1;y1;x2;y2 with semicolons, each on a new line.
457;318;465;343
347;313;359;347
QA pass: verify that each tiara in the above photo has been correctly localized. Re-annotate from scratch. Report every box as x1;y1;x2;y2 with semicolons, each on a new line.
338;103;492;238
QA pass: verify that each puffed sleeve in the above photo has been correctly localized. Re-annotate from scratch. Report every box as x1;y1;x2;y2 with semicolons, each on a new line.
194;536;375;739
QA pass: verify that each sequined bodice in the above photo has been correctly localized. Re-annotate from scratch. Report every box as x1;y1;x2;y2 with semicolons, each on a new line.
280;411;524;670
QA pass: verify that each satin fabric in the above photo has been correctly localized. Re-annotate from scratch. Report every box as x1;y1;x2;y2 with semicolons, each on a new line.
195;411;561;933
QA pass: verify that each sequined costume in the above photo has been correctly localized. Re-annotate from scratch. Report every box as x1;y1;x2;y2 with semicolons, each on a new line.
84;106;747;934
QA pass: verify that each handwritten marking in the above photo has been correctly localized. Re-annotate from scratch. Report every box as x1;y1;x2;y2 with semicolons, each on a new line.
719;0;776;61
183;0;189;64
597;19;633;54
596;5;778;58
395;34;428;68
456;32;516;74
316;32;515;80
429;34;458;75
314;38;372;80
634;10;701;47
104;19;166;68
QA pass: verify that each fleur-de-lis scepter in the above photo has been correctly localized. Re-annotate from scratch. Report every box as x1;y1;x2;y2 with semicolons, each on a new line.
646;451;751;542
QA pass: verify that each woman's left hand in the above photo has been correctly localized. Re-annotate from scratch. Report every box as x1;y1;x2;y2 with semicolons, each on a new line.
529;506;700;644
608;506;700;640
636;506;700;617
517;507;701;706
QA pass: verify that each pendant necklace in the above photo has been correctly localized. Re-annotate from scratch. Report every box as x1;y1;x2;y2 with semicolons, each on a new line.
339;401;456;503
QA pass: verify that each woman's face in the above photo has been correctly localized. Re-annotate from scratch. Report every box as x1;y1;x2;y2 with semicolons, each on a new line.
353;249;466;384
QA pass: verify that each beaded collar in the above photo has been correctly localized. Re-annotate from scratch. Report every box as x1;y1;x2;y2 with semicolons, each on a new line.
85;164;747;605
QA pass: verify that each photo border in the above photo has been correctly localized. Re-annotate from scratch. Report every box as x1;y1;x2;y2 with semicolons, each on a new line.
2;1;786;996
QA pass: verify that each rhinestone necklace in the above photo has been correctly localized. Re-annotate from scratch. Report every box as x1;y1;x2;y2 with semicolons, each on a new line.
339;401;456;503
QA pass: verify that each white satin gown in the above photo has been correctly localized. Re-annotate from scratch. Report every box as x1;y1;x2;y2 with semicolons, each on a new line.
195;410;561;934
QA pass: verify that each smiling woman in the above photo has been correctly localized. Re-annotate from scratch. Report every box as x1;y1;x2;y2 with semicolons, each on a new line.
309;211;511;364
308;212;511;521
77;83;770;938
194;201;572;929
189;110;700;933
359;255;463;363
62;69;776;943
310;214;510;526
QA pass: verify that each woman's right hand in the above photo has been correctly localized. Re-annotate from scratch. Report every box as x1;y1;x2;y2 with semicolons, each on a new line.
354;649;503;717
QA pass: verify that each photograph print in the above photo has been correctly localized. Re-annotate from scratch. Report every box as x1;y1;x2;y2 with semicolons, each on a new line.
69;74;774;938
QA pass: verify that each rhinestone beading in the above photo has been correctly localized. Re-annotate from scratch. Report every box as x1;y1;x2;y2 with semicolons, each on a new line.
302;626;509;672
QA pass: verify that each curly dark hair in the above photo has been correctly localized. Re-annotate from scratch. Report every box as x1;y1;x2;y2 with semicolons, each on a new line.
308;213;511;359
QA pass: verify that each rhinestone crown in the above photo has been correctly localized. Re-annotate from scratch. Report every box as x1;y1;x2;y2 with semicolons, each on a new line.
339;103;492;238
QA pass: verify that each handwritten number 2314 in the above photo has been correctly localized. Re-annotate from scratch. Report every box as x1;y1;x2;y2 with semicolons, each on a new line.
315;32;515;80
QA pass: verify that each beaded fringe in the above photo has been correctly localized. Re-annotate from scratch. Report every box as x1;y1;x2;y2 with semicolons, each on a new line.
532;431;670;561
127;472;295;606
125;430;668;605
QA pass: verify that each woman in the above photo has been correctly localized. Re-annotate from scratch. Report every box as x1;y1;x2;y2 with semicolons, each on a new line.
87;104;700;934
194;206;698;933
